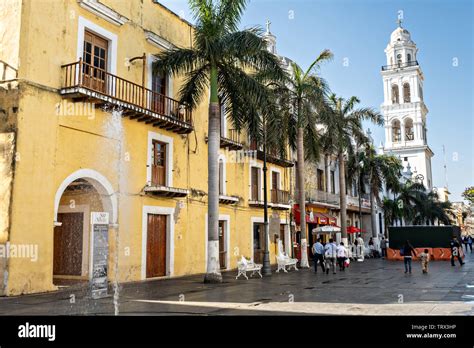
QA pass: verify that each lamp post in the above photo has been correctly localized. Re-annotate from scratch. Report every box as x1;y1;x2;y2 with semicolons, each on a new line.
262;121;272;276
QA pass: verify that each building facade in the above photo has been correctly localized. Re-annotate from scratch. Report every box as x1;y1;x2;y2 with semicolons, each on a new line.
0;0;293;296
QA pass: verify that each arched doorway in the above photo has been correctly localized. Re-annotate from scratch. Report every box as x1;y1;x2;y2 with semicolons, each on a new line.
53;169;117;285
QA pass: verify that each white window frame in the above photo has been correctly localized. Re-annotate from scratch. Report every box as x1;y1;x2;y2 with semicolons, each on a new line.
77;16;118;75
204;214;231;271
249;163;263;201
147;54;173;98
147;131;174;187
270;167;282;190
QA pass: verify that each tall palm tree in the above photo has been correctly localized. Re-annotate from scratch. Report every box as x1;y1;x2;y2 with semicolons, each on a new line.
319;95;383;244
382;197;402;236
153;0;286;283
276;51;333;267
395;180;426;225
413;191;454;225
348;145;402;238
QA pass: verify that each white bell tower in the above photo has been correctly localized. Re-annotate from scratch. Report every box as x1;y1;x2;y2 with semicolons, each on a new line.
381;19;434;190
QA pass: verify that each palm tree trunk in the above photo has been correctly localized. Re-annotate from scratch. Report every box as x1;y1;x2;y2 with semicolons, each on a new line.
339;152;348;245
297;126;309;268
370;190;377;238
204;66;222;283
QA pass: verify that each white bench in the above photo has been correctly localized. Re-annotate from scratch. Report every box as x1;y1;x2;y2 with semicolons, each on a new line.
275;240;298;273
236;256;263;280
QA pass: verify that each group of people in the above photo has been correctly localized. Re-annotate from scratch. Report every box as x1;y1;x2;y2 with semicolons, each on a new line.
311;238;349;274
401;236;466;274
462;235;473;253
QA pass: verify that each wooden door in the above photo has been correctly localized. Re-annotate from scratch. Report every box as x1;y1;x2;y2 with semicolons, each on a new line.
53;213;84;276
82;30;108;93
218;221;226;269
253;223;264;263
151;70;167;114
279;224;286;252
151;140;166;186
271;171;279;202
146;214;167;278
251;167;259;201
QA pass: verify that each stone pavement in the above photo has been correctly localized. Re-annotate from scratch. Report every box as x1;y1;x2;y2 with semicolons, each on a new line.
0;251;473;315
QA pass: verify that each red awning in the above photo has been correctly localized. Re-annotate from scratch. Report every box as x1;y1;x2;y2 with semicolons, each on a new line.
347;226;367;233
293;205;337;226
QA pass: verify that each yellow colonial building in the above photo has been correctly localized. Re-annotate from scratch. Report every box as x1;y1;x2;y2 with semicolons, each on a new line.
0;0;293;296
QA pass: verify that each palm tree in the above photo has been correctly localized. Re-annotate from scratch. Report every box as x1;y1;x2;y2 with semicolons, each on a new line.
413;191;454;225
348;145;402;238
153;0;286;283
382;197;402;237
395;180;426;225
319;95;383;244
275;51;333;267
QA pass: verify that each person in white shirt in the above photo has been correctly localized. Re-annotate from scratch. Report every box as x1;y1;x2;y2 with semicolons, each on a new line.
324;238;337;274
356;234;365;260
336;242;348;271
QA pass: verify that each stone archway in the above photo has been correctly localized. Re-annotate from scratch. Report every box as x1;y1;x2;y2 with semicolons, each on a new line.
52;169;117;283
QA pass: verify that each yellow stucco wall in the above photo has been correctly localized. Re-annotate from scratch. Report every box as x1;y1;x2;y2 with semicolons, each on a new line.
3;0;292;295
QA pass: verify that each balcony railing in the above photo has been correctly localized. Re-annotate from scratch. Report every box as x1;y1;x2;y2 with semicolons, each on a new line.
271;189;290;206
249;141;294;168
60;59;193;134
220;129;243;150
305;189;339;206
381;60;419;71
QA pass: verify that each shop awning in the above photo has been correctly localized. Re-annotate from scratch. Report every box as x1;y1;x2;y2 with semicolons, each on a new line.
293;205;338;225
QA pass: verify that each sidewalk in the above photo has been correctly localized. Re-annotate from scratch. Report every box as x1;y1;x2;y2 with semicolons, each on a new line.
0;252;473;315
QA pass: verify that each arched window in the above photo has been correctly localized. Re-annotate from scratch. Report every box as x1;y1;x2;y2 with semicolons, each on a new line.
392;119;401;142
404;118;414;141
407;53;412;62
391;84;399;104
403;83;411;103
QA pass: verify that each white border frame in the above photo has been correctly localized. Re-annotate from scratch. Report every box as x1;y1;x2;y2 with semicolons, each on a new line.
77;16;118;75
57;204;90;277
54;169;118;224
141;205;175;280
249;163;263;201
147;54;174;98
146;131;174;187
250;217;289;261
204;214;231;271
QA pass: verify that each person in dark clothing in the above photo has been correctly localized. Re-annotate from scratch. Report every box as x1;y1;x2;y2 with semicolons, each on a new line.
402;240;417;274
468;236;473;253
311;238;326;273
462;236;469;253
380;237;387;258
450;236;464;266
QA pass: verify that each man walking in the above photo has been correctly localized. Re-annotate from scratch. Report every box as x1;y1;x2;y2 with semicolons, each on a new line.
450;236;464;267
311;238;326;274
324;238;337;274
380;237;387;259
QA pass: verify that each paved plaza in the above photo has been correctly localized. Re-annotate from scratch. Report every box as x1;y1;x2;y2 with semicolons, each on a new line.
1;252;473;316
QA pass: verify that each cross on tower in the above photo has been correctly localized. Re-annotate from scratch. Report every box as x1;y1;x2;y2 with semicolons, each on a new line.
396;17;403;28
266;19;271;33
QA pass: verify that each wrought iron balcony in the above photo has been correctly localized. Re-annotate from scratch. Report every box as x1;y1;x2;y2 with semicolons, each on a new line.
60;59;193;134
220;129;243;150
305;189;340;207
381;60;419;71
249;141;294;168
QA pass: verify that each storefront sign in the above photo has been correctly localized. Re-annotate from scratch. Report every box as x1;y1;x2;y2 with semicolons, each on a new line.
90;212;109;299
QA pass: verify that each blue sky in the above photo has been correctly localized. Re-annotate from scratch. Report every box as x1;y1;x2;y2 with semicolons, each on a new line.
159;0;473;201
